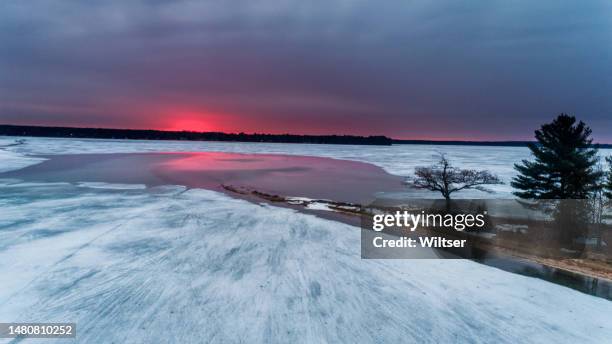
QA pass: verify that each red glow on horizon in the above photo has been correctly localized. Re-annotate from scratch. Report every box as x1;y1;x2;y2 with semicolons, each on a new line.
88;105;539;141
165;118;214;132
158;108;227;132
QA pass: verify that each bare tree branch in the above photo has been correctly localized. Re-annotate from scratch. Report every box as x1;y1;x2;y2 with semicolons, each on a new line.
412;154;503;199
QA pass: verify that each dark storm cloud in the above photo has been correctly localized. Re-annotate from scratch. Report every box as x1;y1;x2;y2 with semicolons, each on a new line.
1;0;611;140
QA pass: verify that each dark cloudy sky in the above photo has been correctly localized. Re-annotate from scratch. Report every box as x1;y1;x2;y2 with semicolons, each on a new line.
1;1;611;141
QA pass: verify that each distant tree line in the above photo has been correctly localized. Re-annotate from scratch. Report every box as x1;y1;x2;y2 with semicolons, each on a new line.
0;125;392;146
393;139;612;148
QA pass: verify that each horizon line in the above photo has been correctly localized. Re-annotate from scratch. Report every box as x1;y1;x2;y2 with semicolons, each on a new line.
2;123;612;146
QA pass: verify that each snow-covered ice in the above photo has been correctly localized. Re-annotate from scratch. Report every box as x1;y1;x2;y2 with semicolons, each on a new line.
0;136;533;198
0;148;45;174
0;137;611;343
4;136;611;199
1;181;611;343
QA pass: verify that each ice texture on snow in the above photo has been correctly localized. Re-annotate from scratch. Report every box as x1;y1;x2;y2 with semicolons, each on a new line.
0;180;611;343
0;148;45;173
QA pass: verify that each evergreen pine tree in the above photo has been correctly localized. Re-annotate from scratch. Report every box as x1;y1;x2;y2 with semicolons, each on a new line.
605;156;612;199
512;114;602;199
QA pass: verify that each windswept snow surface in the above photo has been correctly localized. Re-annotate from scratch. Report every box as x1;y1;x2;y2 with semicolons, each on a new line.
0;149;45;174
0;137;611;343
1;181;611;343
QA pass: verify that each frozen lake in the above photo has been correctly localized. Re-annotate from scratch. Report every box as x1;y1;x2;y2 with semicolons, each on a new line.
0;137;611;343
4;136;611;199
1;136;532;198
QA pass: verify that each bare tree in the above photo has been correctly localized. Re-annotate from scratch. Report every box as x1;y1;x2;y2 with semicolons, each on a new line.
412;154;502;200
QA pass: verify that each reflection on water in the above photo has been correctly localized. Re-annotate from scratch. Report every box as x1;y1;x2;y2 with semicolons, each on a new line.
0;152;406;205
479;256;612;300
362;198;612;299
